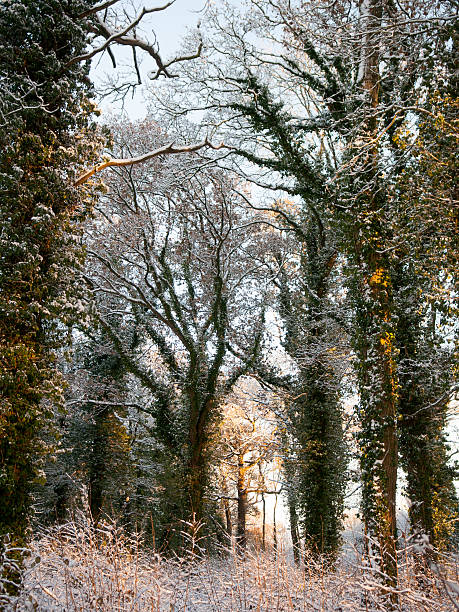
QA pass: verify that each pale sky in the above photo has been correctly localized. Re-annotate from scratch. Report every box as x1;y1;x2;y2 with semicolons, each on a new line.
143;0;206;54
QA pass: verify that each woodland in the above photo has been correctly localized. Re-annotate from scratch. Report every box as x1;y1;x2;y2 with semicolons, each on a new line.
0;0;458;610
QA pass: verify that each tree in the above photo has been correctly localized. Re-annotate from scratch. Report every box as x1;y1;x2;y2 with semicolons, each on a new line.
267;209;348;559
392;89;458;548
393;263;458;550
170;1;350;558
34;323;137;526
0;0;231;582
71;328;132;524
83;118;268;546
163;4;351;556
71;0;227;187
0;1;100;592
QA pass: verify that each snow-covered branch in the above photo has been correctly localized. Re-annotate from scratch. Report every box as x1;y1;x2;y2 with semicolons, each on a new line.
78;0;175;20
75;139;229;186
73;1;202;81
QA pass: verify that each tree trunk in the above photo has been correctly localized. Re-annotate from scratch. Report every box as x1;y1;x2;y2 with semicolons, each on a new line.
220;476;232;543
187;407;206;526
395;270;458;549
355;0;399;601
353;252;399;597
188;454;205;523
278;232;346;560
289;502;300;565
261;491;266;552
273;493;278;555
224;499;233;539
236;454;247;551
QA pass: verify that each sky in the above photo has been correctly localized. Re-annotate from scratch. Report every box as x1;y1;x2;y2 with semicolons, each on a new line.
142;0;207;53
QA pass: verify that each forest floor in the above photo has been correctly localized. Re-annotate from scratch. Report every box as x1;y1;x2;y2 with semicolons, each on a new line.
5;516;459;611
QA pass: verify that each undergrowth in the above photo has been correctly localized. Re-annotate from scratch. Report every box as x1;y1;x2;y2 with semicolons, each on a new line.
2;514;458;611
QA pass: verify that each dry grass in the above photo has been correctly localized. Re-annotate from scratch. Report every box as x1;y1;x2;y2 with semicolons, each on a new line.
3;515;458;611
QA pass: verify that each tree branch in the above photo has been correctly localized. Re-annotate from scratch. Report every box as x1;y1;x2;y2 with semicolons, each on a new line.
75;140;229;186
78;0;175;20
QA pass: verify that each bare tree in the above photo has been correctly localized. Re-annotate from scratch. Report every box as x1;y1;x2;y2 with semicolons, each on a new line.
83;118;269;544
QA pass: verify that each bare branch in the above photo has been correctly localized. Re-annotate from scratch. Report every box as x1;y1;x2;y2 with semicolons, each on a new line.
149;37;203;80
68;7;159;67
78;0;175;21
73;1;201;82
78;0;122;19
75;139;230;186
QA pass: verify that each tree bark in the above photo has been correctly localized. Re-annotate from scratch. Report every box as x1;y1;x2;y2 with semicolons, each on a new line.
236;454;248;551
224;499;233;539
273;493;278;554
261;491;266;552
221;477;233;541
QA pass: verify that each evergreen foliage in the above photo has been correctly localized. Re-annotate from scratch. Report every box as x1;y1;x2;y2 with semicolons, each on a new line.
0;0;99;588
391;92;459;548
38;328;133;526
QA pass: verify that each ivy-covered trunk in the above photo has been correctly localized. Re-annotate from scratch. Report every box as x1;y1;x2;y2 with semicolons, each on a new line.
186;392;213;527
394;266;458;549
293;369;345;557
0;345;51;594
279;220;346;559
187;451;207;525
349;0;399;599
399;391;457;550
351;252;398;592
